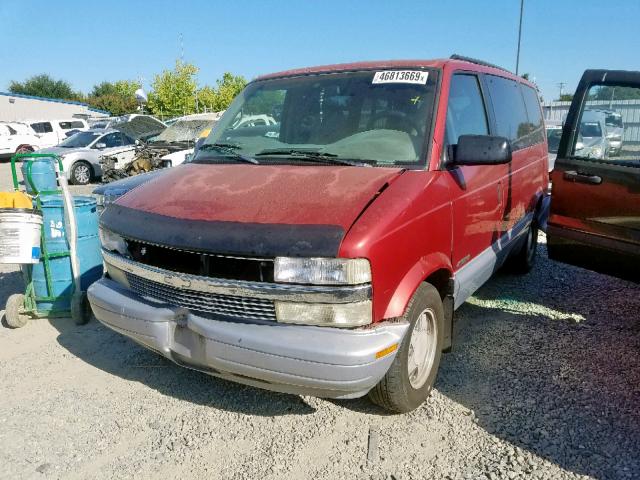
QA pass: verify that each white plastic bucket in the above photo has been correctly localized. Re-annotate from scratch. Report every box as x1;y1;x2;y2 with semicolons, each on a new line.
0;209;43;264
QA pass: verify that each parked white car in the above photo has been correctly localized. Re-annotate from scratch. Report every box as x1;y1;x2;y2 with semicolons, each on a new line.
39;129;137;184
26;118;89;148
0;122;42;158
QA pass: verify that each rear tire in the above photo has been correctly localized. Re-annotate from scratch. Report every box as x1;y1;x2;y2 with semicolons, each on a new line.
508;220;538;274
70;161;92;185
5;293;28;328
368;283;444;413
15;145;34;154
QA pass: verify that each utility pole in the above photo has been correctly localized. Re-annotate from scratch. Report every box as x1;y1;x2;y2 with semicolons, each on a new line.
515;0;524;75
557;82;566;101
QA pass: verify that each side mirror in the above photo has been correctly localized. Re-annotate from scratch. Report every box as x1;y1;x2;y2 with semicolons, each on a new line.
450;135;512;166
94;142;107;149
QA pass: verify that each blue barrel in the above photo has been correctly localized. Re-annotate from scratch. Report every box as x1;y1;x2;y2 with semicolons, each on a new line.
31;195;103;314
21;157;58;194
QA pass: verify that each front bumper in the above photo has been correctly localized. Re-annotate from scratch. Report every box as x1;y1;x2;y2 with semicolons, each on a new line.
88;278;408;399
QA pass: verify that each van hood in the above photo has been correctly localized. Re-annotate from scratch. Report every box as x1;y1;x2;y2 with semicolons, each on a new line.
102;163;403;257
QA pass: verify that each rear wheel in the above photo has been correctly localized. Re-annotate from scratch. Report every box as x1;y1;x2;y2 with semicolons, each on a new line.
5;293;28;328
368;283;444;413
508;220;538;274
15;145;34;154
70;161;92;185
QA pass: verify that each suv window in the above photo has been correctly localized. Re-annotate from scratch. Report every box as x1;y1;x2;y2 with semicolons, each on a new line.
59;120;85;129
485;75;529;150
445;74;489;145
520;85;545;147
31;122;53;134
571;84;640;164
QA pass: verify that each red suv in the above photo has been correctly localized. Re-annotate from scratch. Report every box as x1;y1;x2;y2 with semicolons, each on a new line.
89;56;549;412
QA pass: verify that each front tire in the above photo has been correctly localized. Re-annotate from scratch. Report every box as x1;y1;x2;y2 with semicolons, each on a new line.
5;293;28;328
70;161;92;185
368;283;444;413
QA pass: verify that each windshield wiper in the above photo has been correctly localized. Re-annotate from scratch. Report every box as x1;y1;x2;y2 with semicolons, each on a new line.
255;148;370;167
197;143;259;164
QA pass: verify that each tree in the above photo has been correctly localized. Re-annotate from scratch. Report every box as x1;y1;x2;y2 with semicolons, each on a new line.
558;93;573;102
9;74;81;100
147;61;199;117
589;85;640;101
198;72;247;112
86;80;141;115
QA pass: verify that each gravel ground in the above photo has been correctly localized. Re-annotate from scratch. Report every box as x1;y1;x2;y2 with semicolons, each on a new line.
0;162;639;479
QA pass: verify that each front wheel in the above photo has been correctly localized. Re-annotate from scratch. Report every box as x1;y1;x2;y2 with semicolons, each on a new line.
368;283;444;413
5;293;29;328
70;161;92;185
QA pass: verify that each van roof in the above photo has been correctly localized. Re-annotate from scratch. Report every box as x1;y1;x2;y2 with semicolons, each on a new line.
255;58;532;87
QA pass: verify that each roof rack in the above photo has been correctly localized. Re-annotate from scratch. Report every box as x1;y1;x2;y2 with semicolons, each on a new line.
449;54;511;74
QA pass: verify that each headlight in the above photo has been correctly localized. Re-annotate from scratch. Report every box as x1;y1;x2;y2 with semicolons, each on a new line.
274;257;371;285
275;300;372;327
590;146;603;158
95;194;105;207
98;227;128;255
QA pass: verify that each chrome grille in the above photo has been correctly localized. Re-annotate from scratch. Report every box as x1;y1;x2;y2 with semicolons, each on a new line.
126;272;277;321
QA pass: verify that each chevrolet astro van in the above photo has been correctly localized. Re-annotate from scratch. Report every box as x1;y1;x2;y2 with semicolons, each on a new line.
88;56;549;412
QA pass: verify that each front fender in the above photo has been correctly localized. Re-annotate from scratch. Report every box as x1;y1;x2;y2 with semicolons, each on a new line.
383;253;452;319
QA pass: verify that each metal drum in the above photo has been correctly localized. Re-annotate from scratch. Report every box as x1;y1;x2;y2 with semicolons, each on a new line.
20;156;59;194
30;195;103;313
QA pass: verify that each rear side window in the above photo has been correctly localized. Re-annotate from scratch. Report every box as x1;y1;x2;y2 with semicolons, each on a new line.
70;120;85;128
31;122;53;134
485;75;529;150
59;121;72;129
445;74;489;145
520;85;545;147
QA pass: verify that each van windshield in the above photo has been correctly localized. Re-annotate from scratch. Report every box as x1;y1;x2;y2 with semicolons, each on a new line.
196;69;437;167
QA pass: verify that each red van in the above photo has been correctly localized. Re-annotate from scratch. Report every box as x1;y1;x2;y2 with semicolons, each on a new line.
89;56;548;412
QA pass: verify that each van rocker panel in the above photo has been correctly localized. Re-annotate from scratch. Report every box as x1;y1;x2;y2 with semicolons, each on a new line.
88;278;409;399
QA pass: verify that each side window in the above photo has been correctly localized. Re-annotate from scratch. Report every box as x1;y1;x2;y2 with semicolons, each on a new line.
31;122;52;134
485;75;529;149
520;85;545;147
98;133;121;148
70;121;85;129
445;74;489;146
571;84;640;165
59;121;72;129
120;133;135;145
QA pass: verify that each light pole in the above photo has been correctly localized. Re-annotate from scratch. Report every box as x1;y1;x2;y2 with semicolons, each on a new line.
515;0;524;75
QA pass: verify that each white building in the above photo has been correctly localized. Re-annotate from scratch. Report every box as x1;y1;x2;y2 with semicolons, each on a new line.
0;91;109;122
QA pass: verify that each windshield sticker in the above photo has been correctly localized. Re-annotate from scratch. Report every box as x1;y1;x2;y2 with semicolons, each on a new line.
372;70;428;85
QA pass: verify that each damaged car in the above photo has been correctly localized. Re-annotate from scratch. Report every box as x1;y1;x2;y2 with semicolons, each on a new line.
101;112;221;182
89;57;548;412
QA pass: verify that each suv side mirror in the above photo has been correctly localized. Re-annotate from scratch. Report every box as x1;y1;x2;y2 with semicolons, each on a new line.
450;135;512;166
94;142;107;149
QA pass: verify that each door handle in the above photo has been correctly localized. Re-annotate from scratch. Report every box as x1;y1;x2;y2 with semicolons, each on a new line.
563;170;602;185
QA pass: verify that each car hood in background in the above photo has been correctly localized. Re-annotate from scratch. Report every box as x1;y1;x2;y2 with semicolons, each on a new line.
101;164;403;257
39;146;91;156
93;168;168;195
111;115;166;141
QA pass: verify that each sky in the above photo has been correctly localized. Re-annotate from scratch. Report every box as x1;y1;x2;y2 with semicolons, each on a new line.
1;0;639;103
